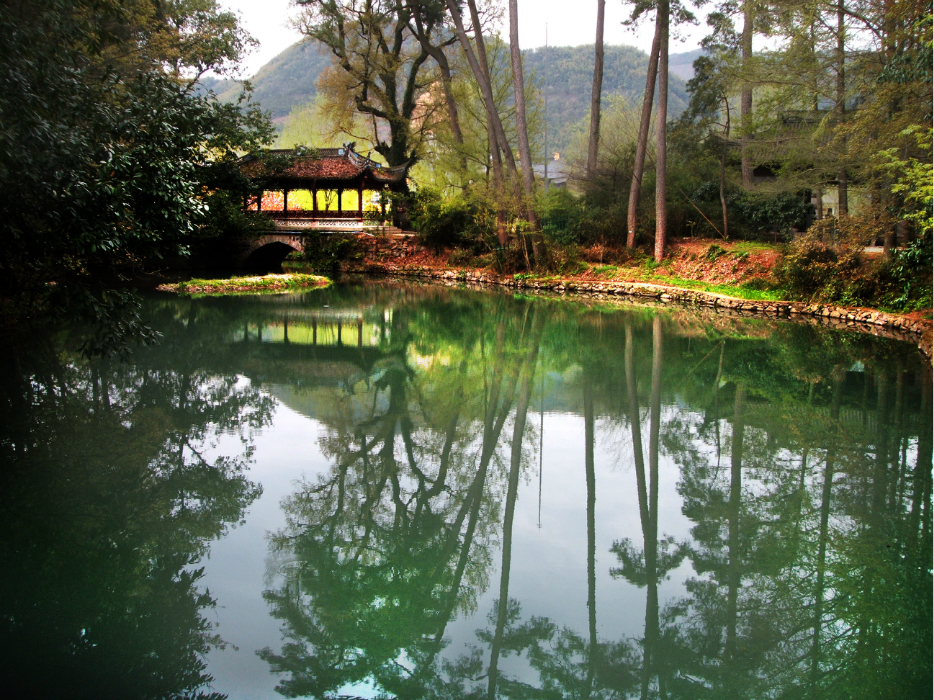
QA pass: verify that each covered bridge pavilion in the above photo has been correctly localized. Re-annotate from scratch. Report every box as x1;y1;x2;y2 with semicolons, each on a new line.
240;145;409;225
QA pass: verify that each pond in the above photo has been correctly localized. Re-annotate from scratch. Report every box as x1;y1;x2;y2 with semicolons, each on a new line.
0;280;930;700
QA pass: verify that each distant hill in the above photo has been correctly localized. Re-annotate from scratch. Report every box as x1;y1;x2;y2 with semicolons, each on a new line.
669;48;704;80
199;40;700;149
198;41;333;120
524;44;694;154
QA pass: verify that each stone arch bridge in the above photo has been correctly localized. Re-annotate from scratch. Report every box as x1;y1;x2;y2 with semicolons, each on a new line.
238;233;304;267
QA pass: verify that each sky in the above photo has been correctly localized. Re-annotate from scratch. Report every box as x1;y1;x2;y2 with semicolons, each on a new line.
219;0;707;78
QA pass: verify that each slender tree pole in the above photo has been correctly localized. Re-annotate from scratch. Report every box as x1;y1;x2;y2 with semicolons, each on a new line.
586;0;607;179
654;1;670;263
740;1;754;187
720;97;731;240
407;3;467;179
508;0;538;219
835;0;848;215
465;0;518;174
444;0;512;244
627;24;661;248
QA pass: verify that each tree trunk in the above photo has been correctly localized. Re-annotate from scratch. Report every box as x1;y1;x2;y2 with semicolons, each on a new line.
586;0;606;179
626;23;662;248
407;9;467;181
508;0;544;264
740;1;754;188
720;97;731;240
445;0;510;244
836;0;848;215
654;2;669;263
465;0;517;175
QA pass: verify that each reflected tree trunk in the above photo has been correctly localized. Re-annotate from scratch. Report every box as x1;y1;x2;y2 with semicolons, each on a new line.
584;378;598;698
430;326;521;655
725;384;746;662
487;312;544;700
910;367;932;551
643;317;663;698
810;369;844;681
625;318;664;699
625;323;649;531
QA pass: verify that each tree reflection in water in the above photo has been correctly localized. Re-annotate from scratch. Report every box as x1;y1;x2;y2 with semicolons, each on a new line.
255;285;931;700
2;284;928;699
0;306;271;699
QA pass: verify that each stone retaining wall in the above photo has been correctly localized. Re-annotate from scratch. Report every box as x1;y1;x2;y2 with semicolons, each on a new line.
345;261;933;362
322;232;421;262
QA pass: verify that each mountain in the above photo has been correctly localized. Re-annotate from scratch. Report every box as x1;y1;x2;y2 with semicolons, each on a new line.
198;41;333;121
523;44;693;154
200;40;700;149
669;48;704;80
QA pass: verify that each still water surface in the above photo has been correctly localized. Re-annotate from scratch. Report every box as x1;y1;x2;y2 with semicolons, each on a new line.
1;281;931;699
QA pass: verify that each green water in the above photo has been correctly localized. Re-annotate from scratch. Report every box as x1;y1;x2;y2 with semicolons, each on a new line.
1;281;930;700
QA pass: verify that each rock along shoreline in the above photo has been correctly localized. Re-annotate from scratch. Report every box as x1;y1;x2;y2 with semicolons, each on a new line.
347;262;933;363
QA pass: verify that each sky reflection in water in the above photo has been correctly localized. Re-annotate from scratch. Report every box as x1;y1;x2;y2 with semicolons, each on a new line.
0;281;930;700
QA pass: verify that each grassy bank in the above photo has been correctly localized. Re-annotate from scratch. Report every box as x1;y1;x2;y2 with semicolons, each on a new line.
159;273;330;294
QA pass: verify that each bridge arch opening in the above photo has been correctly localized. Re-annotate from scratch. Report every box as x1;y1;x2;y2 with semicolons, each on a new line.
241;240;300;272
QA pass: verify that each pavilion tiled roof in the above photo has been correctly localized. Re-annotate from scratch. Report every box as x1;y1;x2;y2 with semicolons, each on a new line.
240;145;408;187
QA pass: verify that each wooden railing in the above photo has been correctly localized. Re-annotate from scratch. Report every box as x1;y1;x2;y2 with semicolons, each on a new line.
269;210;364;220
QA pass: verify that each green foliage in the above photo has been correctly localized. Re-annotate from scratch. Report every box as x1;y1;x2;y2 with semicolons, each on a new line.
688;181;812;239
775;240;857;300
297;235;362;271
539;188;586;246
409;187;472;251
409;186;503;254
705;244;727;261
731;191;812;236
0;0;274;351
777;210;932;311
169;273;330;294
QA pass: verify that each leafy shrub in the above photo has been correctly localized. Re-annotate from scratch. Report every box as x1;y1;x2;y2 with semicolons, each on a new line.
409;187;474;251
705;244;726;261
300;235;360;270
775;241;856;299
539;188;585;246
409;186;510;254
447;248;475;267
732;191;812;238
776;208;932;310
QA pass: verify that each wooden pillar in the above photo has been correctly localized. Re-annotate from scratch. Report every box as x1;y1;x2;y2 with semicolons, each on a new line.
283;189;289;213
380;187;387;218
312;188;318;214
337;189;343;213
257;192;262;212
358;186;364;216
